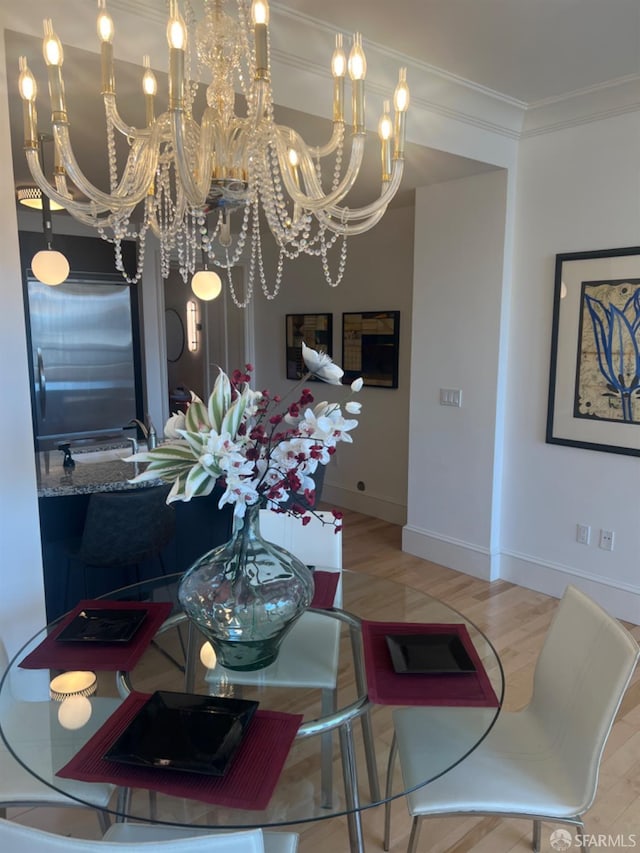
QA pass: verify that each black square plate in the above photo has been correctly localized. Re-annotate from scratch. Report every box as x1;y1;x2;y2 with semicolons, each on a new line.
103;691;259;776
56;608;147;644
385;632;477;674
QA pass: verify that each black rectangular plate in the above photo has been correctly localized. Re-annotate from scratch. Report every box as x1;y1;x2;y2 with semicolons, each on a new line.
385;632;477;674
56;608;147;644
103;691;259;776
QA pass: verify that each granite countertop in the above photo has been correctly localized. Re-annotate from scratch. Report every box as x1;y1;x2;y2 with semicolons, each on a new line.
36;445;165;497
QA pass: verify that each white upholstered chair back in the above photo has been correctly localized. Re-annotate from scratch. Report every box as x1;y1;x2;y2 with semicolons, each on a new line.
259;509;342;605
528;585;639;812
0;819;268;853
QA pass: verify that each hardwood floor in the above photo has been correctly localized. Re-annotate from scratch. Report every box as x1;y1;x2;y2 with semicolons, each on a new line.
7;508;640;851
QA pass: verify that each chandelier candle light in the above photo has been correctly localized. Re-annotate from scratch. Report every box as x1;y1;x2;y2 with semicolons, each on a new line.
17;0;409;305
127;344;363;670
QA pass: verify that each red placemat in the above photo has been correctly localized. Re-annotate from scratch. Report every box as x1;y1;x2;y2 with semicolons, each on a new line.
362;621;500;707
19;600;173;672
57;692;302;811
310;571;339;609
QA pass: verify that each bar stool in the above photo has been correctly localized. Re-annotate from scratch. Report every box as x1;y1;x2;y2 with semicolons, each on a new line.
64;485;175;610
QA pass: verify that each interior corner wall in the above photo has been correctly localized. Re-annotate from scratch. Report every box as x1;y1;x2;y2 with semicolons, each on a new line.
0;21;47;661
403;170;508;580
500;111;640;623
250;205;415;525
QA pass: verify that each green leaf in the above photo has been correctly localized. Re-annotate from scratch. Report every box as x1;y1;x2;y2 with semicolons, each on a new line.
185;400;210;432
221;387;248;438
184;464;217;500
208;369;232;432
178;430;208;455
142;444;196;462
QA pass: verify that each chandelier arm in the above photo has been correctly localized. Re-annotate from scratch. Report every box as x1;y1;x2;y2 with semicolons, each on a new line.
306;121;345;159
314;205;388;236
311;159;405;223
25;148;112;216
302;146;404;223
171;110;214;208
52;124;159;210
103;94;152;140
274;130;366;210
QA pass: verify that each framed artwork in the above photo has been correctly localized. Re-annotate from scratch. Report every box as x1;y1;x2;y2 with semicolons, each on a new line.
286;313;333;380
342;311;400;388
547;246;640;456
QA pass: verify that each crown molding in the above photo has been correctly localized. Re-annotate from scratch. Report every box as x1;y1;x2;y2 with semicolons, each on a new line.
523;74;640;137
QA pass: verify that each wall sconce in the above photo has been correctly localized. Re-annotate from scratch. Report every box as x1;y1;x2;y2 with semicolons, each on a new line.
187;299;199;352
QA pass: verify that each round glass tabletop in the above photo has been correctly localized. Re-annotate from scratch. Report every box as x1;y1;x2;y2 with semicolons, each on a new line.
0;570;503;849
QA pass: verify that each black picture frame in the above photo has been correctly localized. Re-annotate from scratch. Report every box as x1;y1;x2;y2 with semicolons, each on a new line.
547;246;640;456
342;311;400;388
286;313;333;380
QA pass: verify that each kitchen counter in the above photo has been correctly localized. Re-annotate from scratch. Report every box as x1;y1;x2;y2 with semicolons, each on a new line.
35;451;162;498
35;446;233;621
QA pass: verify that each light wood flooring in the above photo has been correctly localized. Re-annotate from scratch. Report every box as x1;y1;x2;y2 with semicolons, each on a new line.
7;508;640;852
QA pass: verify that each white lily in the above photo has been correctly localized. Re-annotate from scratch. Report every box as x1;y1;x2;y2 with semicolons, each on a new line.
301;341;344;385
164;410;186;440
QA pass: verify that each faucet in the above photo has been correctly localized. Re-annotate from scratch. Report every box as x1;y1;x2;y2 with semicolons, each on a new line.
126;415;157;450
128;418;149;439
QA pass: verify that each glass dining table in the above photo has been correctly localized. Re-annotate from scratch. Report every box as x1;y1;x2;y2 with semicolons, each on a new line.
0;570;504;853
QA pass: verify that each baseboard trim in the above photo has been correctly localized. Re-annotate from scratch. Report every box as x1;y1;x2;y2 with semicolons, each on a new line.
500;551;640;624
321;485;406;526
402;524;498;581
400;526;639;622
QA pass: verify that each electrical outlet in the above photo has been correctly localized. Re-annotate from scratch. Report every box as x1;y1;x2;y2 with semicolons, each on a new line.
599;529;615;551
576;524;591;545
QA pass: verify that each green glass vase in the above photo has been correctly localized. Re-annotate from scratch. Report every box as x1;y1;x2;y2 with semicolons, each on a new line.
178;503;314;671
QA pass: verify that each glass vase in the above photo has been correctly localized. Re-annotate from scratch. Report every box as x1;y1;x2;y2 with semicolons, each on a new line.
177;503;315;671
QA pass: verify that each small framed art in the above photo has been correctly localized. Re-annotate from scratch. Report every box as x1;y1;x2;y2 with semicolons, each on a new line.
285;313;333;380
342;311;400;388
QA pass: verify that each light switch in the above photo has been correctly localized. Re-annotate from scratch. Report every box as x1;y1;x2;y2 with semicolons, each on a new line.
439;388;462;407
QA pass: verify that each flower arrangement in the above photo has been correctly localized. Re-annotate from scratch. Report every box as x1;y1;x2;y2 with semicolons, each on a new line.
129;343;362;528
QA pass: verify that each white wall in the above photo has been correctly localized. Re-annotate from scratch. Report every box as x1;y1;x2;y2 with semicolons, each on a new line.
500;112;640;623
0;20;47;659
403;170;509;580
251;205;415;524
403;114;640;623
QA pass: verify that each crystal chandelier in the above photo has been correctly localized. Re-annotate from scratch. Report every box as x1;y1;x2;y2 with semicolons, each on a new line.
17;0;409;306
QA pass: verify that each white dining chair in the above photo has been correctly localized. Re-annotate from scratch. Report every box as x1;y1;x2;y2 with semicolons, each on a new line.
204;509;342;808
0;637;116;831
0;818;298;853
384;585;640;853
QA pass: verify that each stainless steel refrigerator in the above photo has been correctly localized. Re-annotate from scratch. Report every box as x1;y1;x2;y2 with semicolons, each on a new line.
24;272;143;451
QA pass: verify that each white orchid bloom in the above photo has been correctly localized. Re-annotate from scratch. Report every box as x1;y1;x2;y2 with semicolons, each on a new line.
351;377;363;392
164;410;186;440
345;400;362;414
301;342;344;386
218;475;260;518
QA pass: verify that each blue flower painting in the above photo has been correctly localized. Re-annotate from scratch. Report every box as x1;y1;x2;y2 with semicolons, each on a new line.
578;280;640;424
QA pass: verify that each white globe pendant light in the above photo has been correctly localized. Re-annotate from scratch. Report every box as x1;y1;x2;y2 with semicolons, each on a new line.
191;269;222;301
31;248;70;286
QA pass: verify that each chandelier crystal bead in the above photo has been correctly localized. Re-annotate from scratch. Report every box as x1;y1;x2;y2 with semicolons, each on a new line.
18;0;409;305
